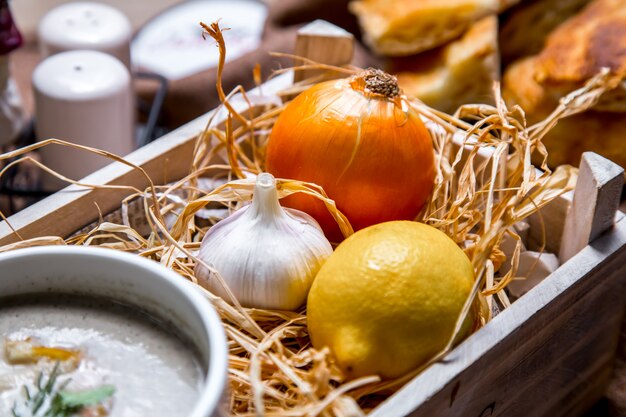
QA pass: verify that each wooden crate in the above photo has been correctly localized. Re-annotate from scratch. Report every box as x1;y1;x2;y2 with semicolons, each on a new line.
1;20;626;417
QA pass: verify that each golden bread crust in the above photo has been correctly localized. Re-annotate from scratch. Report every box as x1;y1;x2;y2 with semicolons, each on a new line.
535;0;626;84
506;0;626;113
349;0;515;56
392;16;500;113
537;111;626;169
502;56;556;119
503;54;626;168
499;0;592;66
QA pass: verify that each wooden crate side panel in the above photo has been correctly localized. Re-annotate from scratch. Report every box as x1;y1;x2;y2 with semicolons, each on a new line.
535;351;614;417
493;278;621;417
411;268;622;417
371;218;626;417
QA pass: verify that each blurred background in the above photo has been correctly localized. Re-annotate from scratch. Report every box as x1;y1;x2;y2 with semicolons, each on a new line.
12;0;181;37
6;0;623;163
1;0;625;218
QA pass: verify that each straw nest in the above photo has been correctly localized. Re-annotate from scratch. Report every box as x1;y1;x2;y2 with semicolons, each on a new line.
0;21;623;417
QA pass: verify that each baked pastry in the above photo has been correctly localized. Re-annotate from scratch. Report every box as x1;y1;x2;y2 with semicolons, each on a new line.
349;0;517;56
501;0;626;168
534;0;626;112
499;0;592;66
503;55;626;169
502;56;555;119
391;16;499;114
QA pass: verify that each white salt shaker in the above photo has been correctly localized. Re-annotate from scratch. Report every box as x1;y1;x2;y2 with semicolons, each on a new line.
38;2;132;69
33;50;134;190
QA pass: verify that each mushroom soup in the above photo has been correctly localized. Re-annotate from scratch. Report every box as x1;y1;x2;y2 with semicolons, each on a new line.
0;294;204;417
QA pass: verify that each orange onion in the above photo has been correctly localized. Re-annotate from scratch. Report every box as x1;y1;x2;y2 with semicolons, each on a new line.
265;68;435;242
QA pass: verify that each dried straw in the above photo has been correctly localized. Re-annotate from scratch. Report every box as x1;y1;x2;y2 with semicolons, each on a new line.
0;20;621;417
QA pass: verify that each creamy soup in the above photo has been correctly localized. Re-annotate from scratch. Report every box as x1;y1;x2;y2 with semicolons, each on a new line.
0;294;203;417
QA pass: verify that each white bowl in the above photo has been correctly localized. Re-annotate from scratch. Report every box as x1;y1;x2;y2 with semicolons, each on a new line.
0;245;228;417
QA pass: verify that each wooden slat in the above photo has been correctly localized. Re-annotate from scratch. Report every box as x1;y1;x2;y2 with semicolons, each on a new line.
533;351;613;417
293;19;354;83
371;216;626;417
487;281;618;417
606;315;626;414
559;152;624;262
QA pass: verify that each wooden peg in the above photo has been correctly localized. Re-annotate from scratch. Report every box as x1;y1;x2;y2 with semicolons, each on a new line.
559;152;624;262
293;19;354;83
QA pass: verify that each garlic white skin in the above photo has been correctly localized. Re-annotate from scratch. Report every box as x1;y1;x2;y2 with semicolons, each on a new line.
194;173;334;310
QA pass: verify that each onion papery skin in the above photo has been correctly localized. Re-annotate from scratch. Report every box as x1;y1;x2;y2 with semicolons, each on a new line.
265;72;435;242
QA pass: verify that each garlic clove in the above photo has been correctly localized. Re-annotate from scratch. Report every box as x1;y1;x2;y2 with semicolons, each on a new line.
194;173;333;310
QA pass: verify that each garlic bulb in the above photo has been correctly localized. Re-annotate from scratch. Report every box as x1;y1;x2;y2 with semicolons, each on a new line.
194;173;333;310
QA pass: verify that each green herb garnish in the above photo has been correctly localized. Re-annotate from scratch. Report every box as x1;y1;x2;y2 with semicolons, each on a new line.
11;362;115;417
56;385;115;409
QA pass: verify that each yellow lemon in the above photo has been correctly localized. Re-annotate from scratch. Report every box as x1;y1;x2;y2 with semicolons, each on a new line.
307;221;479;379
